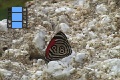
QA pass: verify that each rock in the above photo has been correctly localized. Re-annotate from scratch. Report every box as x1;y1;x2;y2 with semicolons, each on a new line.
74;0;90;9
3;49;30;64
20;75;29;80
31;74;36;80
87;19;97;30
12;37;23;44
74;0;85;7
55;6;73;13
42;21;53;31
37;59;45;66
76;33;85;40
4;49;28;58
52;68;75;79
75;53;86;63
88;31;97;39
32;30;46;50
0;19;8;32
46;61;62;74
61;50;76;65
100;15;111;25
86;59;120;80
107;45;120;58
96;4;107;14
0;69;12;76
46;61;75;79
56;23;70;33
59;15;69;25
112;45;120;50
35;71;43;77
92;0;98;3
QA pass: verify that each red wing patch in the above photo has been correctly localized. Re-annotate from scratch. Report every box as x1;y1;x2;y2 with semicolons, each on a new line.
45;39;56;58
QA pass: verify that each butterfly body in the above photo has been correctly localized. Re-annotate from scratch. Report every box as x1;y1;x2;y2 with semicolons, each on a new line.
45;31;72;62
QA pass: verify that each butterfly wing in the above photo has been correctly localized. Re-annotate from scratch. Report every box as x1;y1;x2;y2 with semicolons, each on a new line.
45;31;72;61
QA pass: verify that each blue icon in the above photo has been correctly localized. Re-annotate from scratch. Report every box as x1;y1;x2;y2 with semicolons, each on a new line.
12;13;22;21
12;22;22;28
7;7;27;29
12;7;22;12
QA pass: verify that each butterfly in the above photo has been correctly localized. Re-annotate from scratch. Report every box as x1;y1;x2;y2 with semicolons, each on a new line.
45;31;72;62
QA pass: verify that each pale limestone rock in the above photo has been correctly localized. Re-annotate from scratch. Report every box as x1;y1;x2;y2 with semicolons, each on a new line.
75;53;86;63
20;75;29;80
32;30;46;50
96;4;107;14
0;69;12;76
55;6;73;13
0;19;8;32
58;23;70;33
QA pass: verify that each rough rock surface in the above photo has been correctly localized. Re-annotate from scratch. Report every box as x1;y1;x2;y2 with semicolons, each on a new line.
0;0;120;80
